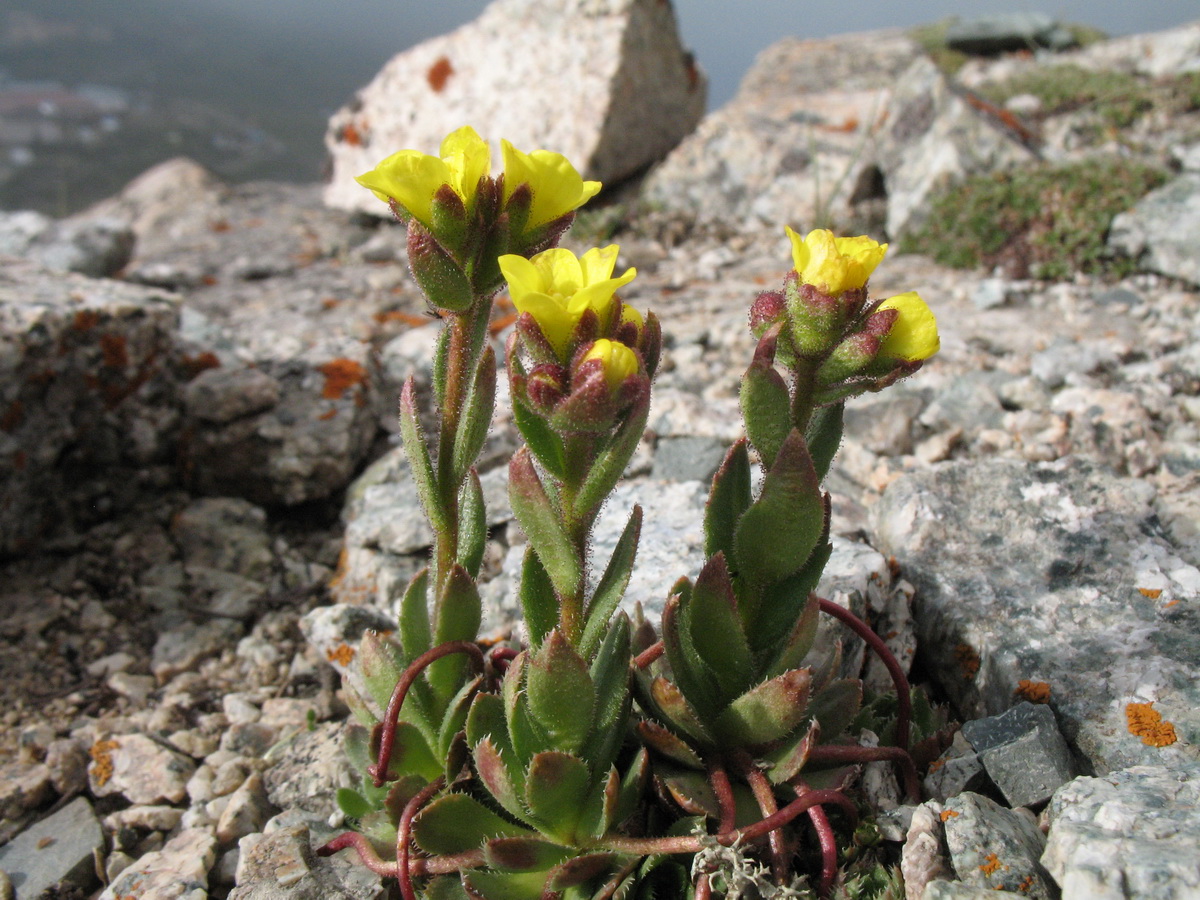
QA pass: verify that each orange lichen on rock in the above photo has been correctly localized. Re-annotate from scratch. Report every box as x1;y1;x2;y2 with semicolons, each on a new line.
89;739;119;786
1015;679;1051;704
327;644;355;667
341;121;366;146
427;56;454;92
99;333;129;369
181;351;221;380
980;853;1002;875
939;808;959;821
73;309;101;331
1138;587;1163;599
319;358;368;399
1126;701;1177;747
954;643;980;680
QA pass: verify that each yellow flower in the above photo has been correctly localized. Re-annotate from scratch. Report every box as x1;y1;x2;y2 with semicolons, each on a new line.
499;246;637;357
582;339;639;391
786;226;888;295
355;126;491;227
502;140;602;229
877;292;940;361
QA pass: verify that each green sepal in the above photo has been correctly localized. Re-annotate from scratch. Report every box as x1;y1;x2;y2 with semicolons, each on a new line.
518;546;558;651
682;553;753;701
733;429;825;592
764;719;820;784
453;346;497;486
809;678;864;744
525;631;595;755
740;328;792;470
399;567;432;661
484;836;572;873
407;221;474;313
429;182;470;258
457;468;487;578
509;449;583;601
413;792;530;856
427;564;482;701
572;390;651;521
806;401;844;482
704;440;752;566
712;668;812;747
579;506;642;659
524;751;591;843
400;378;448;534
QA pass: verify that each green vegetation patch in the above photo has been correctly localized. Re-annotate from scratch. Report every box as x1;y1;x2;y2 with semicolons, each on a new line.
904;158;1168;280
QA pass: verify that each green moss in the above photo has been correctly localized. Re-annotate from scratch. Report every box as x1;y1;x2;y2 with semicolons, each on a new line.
980;64;1154;130
903;158;1168;280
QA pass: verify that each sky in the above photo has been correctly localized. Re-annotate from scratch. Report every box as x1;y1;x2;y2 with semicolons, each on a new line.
203;0;1200;109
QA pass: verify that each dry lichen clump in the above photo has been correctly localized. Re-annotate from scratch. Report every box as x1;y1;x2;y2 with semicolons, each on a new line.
1125;701;1177;747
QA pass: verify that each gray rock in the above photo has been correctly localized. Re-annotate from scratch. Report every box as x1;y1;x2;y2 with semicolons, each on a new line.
1043;762;1200;900
942;792;1054;898
0;796;103;899
151;618;244;681
923;882;1029;899
924;732;988;803
0;260;181;554
262;722;354;820
88;733;197;806
961;702;1075;809
651;435;728;483
1109;174;1200;287
216;773;276;846
183;367;281;426
945;13;1075;54
903;801;951;900
0;210;134;277
99;827;217;900
298;604;397;710
0;761;52;821
324;0;705;215
231;824;385;899
873;458;1200;774
45;739;90;797
643;29;923;232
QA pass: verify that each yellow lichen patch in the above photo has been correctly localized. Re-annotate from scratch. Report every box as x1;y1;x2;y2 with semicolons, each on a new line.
327;643;355;667
1014;680;1051;704
1138;587;1163;599
939;808;959;822
980;853;1002;875
89;739;119;787
954;643;981;680
1126;702;1177;747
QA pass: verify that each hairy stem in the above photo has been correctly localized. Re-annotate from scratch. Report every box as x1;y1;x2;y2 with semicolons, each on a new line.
743;760;789;885
708;758;737;835
633;640;665;669
805;744;920;803
795;781;838;900
398;777;445;900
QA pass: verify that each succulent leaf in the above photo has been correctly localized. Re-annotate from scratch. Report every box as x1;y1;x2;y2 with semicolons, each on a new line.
509;449;583;600
428;565;483;700
424;876;472;900
463;868;548;900
703;439;752;567
647;676;714;746
357;630;407;714
378;721;443;782
399;567;433;662
711;668;812;747
518;546;558;650
484;836;572;873
582;614;632;773
661;595;723;720
524;751;591;843
658;767;720;819
615;747;650;826
572;389;651;520
526;631;596;755
546;851;621;889
764;719;821;784
762;588;823;679
808;678;863;742
400;378;448;533
636;720;703;769
413;792;530;855
806;401;844;482
683;554;754;700
580;507;642;659
452;345;497;485
740;330;792;469
457;468;487;578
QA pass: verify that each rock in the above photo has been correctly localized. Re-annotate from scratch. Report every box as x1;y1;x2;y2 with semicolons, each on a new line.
324;0;705;215
872;458;1200;774
99;827;217;900
261;722;354;820
643;29;923;232
960;702;1075;809
650;434;728;482
944;13;1076;55
0;260;181;555
0;761;52;820
216;773;276;846
45;739;90;797
0;210;134;277
298;604;397;707
88;733;196;805
941;792;1054;897
923;882;1029;899
1109;174;1200;287
1042;762;1200;900
230;824;386;899
902;801;951;900
152;618;244;682
1069;21;1200;79
924;732;988;804
0;796;103;898
181;338;382;506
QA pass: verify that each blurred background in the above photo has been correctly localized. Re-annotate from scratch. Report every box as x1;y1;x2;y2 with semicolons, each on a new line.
2;0;1198;215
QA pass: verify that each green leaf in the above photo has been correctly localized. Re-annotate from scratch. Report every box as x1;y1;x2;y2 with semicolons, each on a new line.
465;692;507;749
399;568;432;661
734;429;825;590
525;631;595;755
765;719;820;784
457;468;487;578
583;615;632;775
462;870;548;900
636;720;703;769
424;876;471;900
512;394;567;481
438;675;483;758
740;346;792;469
524;751;592;843
580;506;642;659
508;449;582;601
518;547;558;651
484;836;572;873
578;767;621;840
573;391;650;521
762;587;823;679
683;553;753;701
712;668;812;747
379;722;442;782
647;676;713;746
660;594;722;720
809;678;864;743
473;736;527;822
336;787;373;820
399;378;447;534
343;724;373;775
704;439;752;566
432;322;451;412
356;631;406;717
615;748;649;826
546;851;620;889
658;767;720;819
428;565;482;701
452;346;496;486
413;792;529;855
806;401;844;482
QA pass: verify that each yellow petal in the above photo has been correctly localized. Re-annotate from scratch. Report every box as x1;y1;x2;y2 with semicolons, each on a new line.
583;339;639;391
502;140;601;228
355;150;449;225
785;226;887;294
440;126;491;203
878;292;940;361
499;254;547;298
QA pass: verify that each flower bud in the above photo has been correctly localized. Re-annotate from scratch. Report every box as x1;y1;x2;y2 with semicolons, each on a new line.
877;292;939;362
580;339;639;393
816;332;881;385
407;223;474;312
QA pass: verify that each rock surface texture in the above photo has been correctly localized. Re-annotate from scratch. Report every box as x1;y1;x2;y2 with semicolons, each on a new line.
323;0;706;214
